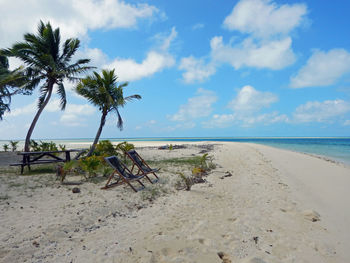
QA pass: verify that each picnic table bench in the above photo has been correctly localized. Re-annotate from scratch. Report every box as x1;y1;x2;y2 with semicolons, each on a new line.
10;149;87;174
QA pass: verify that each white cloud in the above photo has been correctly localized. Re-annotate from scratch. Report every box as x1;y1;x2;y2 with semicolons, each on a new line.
159;27;178;51
203;111;287;128
203;85;286;128
344;120;350;126
292;99;350;123
290;49;350;88
179;0;305;83
239;111;288;126
0;0;160;48
104;28;177;81
163;122;196;132
106;52;175;82
169;88;217;121
210;36;295;70
192;23;204;30
4;101;37;117
202;114;236;128
60;104;95;126
4;98;95;127
223;0;307;39
228;85;278;113
178;56;216;83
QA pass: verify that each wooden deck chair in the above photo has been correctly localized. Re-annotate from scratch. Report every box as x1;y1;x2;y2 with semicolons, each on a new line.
102;156;146;192
126;150;159;182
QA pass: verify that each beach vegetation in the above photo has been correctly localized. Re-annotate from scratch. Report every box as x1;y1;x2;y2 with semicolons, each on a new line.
29;140;66;155
2;143;9;152
93;140;117;157
0;54;28;120
140;184;168;201
75;69;141;156
24;165;57;175
78;155;102;178
147;156;203;167
1;20;92;152
115;141;135;162
175;172;194;191
9;140;19;152
0;194;10;201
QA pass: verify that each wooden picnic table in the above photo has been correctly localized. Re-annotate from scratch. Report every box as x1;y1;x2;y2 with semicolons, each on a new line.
11;149;87;174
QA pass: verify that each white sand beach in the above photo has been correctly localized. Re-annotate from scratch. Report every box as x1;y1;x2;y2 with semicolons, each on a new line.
0;141;349;263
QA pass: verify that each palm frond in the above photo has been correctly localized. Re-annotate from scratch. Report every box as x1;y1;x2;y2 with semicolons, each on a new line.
56;82;66;110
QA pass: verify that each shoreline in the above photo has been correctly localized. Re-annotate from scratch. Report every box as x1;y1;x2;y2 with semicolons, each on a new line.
1;141;349;262
1;137;349;167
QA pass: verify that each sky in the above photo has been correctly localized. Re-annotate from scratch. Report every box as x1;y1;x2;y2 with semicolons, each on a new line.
1;0;350;140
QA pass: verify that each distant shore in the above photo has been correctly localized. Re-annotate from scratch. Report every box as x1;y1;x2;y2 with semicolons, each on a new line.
1;141;349;262
2;137;349;165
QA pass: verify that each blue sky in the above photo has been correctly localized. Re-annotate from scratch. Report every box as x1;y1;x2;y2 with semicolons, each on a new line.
1;0;350;140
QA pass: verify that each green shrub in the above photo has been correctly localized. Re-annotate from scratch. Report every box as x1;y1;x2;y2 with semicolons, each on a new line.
175;172;194;191
79;156;102;177
9;140;19;152
2;144;9;152
29;140;66;152
94;140;117;156
115;141;135;162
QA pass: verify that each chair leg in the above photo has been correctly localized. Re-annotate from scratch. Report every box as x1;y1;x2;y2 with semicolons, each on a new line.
137;180;145;188
126;181;138;192
144;175;153;184
152;172;159;180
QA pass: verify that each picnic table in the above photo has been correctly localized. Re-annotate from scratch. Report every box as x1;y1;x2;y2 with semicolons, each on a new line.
10;149;87;174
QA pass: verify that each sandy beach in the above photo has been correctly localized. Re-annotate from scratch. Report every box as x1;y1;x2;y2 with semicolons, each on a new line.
0;141;349;263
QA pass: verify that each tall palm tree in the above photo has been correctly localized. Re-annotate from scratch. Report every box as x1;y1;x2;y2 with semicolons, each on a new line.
75;69;141;156
0;55;28;120
1;21;92;151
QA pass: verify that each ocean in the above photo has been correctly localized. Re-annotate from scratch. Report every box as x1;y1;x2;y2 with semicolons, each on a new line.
1;137;350;165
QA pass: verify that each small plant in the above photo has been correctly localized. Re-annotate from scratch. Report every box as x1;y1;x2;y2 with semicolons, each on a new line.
79;156;101;178
196;153;216;172
9;140;19;152
39;141;58;151
30;140;40;151
57;160;80;182
140;187;160;201
101;165;113;177
58;144;66;151
94;140;117;156
29;140;65;152
175;172;193;191
115;141;135;162
169;144;173;151
192;167;206;176
3;144;9;152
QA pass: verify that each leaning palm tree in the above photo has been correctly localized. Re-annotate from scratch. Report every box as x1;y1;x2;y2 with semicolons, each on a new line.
1;21;92;151
75;69;141;156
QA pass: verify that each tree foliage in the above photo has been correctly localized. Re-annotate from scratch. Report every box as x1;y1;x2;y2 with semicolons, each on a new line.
75;69;141;156
1;21;92;151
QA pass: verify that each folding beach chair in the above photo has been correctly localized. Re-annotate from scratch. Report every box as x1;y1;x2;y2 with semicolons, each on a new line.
126;150;159;182
102;156;146;192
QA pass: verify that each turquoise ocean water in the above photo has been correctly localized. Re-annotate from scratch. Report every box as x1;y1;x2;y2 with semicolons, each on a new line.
1;137;350;165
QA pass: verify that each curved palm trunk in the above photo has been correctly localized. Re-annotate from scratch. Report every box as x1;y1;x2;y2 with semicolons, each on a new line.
87;112;107;156
24;83;54;152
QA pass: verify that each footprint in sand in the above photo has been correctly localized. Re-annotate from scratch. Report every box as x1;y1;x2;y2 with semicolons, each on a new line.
198;238;211;246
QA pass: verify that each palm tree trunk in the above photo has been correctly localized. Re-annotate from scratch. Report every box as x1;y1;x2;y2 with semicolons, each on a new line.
87;112;107;156
24;83;54;152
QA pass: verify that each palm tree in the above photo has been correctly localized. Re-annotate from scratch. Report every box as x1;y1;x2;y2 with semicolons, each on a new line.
0;55;28;120
1;21;92;151
75;69;141;156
